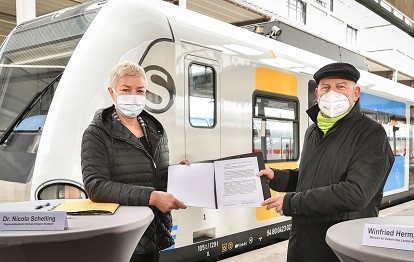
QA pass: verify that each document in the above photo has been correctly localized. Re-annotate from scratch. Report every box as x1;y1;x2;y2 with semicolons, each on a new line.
167;153;270;209
52;199;120;215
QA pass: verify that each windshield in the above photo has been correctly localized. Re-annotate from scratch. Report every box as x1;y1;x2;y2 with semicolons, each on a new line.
0;1;102;133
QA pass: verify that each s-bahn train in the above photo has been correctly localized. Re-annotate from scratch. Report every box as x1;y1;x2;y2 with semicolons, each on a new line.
1;0;413;261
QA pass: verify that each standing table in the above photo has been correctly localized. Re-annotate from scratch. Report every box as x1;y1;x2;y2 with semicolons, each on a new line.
0;200;154;262
326;216;414;262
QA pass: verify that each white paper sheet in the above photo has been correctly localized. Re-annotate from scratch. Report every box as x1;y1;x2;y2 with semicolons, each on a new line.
214;156;263;208
167;156;265;209
168;163;216;208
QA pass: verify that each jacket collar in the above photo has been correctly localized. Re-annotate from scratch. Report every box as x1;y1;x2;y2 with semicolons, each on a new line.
91;105;164;139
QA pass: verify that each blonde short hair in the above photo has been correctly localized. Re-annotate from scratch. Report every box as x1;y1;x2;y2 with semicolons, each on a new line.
109;61;147;87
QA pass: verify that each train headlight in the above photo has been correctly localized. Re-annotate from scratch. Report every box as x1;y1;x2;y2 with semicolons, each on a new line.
37;183;87;200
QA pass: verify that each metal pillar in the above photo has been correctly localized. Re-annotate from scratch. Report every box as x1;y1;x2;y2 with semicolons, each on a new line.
179;0;187;9
16;0;36;25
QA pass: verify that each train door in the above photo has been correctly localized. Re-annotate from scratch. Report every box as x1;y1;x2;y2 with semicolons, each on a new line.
163;55;221;256
184;55;220;161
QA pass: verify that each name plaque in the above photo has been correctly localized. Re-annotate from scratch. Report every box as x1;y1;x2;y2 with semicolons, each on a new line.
362;223;414;251
0;211;68;231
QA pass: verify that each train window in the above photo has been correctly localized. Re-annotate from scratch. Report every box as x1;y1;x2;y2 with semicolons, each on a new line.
0;5;99;185
253;94;299;162
314;0;328;8
0;6;100;133
363;109;407;156
388;115;407;156
188;64;215;128
346;25;358;47
288;0;306;25
410;107;414;186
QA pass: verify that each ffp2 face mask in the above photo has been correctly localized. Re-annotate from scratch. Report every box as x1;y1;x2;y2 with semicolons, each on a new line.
318;90;352;118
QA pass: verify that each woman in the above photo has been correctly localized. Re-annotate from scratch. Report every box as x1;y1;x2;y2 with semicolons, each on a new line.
81;61;187;262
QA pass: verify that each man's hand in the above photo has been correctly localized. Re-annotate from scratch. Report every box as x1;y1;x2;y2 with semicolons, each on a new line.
261;195;285;215
257;168;274;180
149;191;187;213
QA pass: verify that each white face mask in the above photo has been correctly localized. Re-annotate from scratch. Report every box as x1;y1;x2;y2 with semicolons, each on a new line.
112;89;146;118
318;90;352;118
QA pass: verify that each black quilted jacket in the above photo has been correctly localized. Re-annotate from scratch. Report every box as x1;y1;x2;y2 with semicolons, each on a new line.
81;105;174;254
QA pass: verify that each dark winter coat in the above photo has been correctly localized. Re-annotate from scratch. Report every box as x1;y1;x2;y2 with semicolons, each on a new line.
81;105;174;254
270;100;394;262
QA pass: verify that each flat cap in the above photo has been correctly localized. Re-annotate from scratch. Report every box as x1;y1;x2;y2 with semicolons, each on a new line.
313;62;360;84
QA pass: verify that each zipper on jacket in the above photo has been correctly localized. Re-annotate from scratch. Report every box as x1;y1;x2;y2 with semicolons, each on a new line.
151;136;161;172
118;136;157;169
108;125;165;189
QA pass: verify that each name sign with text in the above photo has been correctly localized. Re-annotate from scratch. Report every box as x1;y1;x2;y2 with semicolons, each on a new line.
0;211;68;231
362;223;414;251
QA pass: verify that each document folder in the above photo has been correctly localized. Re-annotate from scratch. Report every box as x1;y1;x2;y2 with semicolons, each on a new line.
168;152;270;209
52;199;119;215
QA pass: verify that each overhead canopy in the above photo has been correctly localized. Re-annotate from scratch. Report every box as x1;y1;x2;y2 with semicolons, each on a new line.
186;0;269;26
0;0;269;44
356;0;414;37
0;0;411;87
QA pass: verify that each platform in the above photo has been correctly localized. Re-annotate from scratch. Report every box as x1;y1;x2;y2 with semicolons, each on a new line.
220;200;414;262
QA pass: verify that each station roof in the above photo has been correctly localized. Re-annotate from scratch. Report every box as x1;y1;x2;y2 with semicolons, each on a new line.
0;0;269;44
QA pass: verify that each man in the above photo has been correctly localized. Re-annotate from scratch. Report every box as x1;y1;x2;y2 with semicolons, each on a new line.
258;62;394;261
81;62;186;262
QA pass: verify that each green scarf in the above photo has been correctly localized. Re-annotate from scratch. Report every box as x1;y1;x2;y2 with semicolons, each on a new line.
317;104;354;134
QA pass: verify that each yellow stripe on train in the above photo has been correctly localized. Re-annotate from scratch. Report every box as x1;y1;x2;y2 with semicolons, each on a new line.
255;66;298;221
256;67;298;96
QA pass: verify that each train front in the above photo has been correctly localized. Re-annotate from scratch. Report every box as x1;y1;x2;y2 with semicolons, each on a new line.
0;0;175;201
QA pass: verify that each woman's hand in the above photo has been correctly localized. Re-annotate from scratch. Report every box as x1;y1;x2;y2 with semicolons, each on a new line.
149;191;187;213
257;168;274;180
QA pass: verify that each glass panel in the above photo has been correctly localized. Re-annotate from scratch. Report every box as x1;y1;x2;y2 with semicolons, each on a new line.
0;79;59;184
346;25;357;46
383;113;406;192
410;106;414;188
14;80;58;132
314;0;327;8
368;111;407;156
0;2;101;185
189;64;215;127
364;111;377;122
288;0;306;24
253;94;299;162
253;118;299;161
0;5;100;132
387;115;407;156
255;96;297;120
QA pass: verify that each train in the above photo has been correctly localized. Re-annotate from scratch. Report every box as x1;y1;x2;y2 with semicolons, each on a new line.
0;0;413;261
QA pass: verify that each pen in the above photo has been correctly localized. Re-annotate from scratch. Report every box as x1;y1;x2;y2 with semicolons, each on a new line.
35;202;50;210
